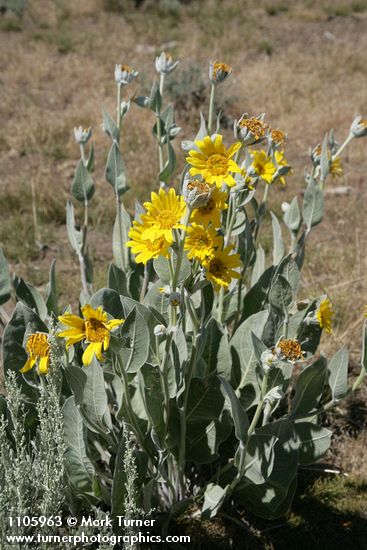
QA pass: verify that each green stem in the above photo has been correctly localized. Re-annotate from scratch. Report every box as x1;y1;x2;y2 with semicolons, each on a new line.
332;133;354;160
171;207;192;292
207;83;216;135
230;371;269;492
116;82;122;131
139;262;150;303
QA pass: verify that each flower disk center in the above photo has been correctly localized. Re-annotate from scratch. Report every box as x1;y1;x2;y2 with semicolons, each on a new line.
156;210;177;229
208;258;227;277
206;154;228;176
85;319;108;343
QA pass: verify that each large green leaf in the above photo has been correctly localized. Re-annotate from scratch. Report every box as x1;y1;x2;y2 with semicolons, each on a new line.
0;247;11;306
328;346;349;401
294;422;331;465
268;274;293;315
139;364;165;443
13;276;48;321
105;142;128;197
81;358;109;434
231;310;269;408
219;376;248;442
71;159;95;202
202;483;228;519
236;419;299;519
112;204;131;270
107;263;129;297
242;266;275;320
251;245;265;286
90;288;125;320
302;178;324;231
291;357;327;415
283;196;301;233
118;307;150;373
45;259;58;316
271;212;284;266
62;396;98;503
186;377;224;425
243;430;277;485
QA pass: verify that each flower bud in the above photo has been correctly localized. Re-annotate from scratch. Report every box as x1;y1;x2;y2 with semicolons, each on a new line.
269;128;286;147
169;292;181;307
155;52;179;75
182;174;212;208
350;115;367;138
234;113;267;145
73;126;92;145
153;324;167;337
281;201;290;213
115;64;138;86
209;61;232;84
260;350;276;373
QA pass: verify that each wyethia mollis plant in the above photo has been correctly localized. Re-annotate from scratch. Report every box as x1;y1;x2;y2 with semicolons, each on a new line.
1;55;367;532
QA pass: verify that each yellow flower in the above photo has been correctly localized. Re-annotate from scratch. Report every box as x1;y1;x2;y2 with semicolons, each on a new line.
277;339;303;361
316;298;333;334
186;135;242;188
190;187;228;228
58;305;124;366
140;188;186;244
184;223;221;262
126;220;171;264
330;157;343;178
21;333;50;375
251;150;276;184
202;243;241;291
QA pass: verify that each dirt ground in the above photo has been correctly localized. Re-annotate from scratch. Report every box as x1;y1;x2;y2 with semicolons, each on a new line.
0;0;367;547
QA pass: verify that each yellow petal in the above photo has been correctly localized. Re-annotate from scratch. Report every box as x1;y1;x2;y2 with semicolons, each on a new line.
58;313;85;330
20;356;36;373
38;355;49;375
82;342;101;366
105;319;124;331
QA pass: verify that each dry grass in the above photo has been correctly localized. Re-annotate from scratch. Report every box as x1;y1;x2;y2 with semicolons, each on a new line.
0;0;367;542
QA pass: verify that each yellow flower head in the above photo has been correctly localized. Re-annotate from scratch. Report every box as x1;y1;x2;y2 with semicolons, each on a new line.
184;223;222;262
58;305;124;366
21;332;50;375
186;135;242;189
190;187;228;228
126;220;171;264
202;242;241;291
251;150;276;184
330;157;343;178
277;338;303;361
140;188;186;244
316;298;333;334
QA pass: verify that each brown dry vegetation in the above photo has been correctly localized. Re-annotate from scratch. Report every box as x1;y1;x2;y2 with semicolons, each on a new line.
0;0;367;547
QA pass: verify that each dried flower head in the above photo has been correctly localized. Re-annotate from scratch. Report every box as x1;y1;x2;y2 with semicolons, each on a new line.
235;114;268;144
182;175;212;208
276;339;303;361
